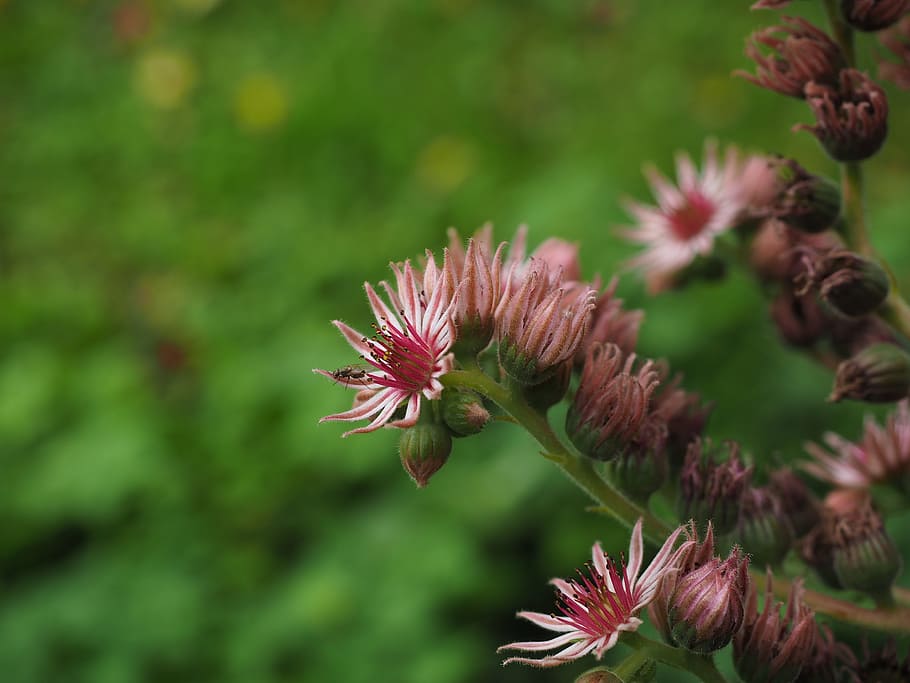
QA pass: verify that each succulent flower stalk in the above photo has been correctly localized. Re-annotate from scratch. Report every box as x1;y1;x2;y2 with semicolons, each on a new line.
315;254;457;436
498;519;690;667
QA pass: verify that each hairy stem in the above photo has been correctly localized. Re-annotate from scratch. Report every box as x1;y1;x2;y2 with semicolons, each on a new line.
441;369;910;635
620;632;727;683
440;369;673;544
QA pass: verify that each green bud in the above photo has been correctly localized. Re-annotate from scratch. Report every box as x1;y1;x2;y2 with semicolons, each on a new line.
575;668;622;683
399;422;453;487
441;388;489;437
830;343;910;403
735;488;793;568
521;360;572;412
810;251;889;318
775;164;841;234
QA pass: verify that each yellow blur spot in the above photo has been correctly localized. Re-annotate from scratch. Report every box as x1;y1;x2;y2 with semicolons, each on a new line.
172;0;221;16
233;73;290;133
134;49;197;110
415;135;475;195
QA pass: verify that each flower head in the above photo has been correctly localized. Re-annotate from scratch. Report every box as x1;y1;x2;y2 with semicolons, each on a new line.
795;69;889;162
733;571;817;683
622;140;747;292
842;0;910;32
315;254;457;436
498;519;689;668
803;399;910;488
738;17;844;99
496;259;596;384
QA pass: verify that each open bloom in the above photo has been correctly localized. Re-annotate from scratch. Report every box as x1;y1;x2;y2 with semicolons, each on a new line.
622;140;747;291
498;519;689;668
315;254;456;436
803;399;910;488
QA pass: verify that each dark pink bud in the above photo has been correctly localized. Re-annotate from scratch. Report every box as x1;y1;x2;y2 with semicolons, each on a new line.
795;70;889;162
842;0;910;32
667;548;751;654
738;17;844;98
677;440;753;534
733;571;816;683
566;343;659;461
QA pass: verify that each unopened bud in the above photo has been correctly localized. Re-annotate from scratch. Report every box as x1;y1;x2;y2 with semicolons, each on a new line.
399;421;453;487
830;343;910;403
522;359;572;412
797;249;889;318
574;669;622;683
668;548;751;654
735;487;793;568
826;491;902;599
842;0;910;32
768;468;820;538
602;418;669;503
441;388;489;436
770;290;828;348
567;344;659;462
733;571;816;683
677;440;753;535
796;70;888;162
769;159;841;233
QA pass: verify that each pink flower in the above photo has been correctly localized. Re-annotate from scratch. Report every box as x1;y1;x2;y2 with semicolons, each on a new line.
498;519;689;668
315;254;457;436
622;141;747;291
803;399;910;488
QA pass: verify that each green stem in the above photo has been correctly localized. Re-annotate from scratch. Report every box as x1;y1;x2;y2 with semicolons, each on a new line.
620;632;726;683
612;647;651;680
841;162;872;258
822;0;855;66
441;368;910;635
440;369;672;544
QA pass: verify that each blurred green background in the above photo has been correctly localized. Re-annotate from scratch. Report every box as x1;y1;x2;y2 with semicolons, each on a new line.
2;1;909;681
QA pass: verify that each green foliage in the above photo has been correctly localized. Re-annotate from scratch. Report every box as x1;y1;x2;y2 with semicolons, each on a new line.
1;1;909;682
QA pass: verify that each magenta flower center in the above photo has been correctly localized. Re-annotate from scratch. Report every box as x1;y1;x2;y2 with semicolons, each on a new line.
668;191;716;240
363;314;439;393
556;558;636;638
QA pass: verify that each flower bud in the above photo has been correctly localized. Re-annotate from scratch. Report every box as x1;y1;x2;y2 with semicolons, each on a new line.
767;159;841;234
826;490;902;599
842;0;910;32
567;344;659;461
398;421;453;487
650;364;713;470
648;521;718;646
768;468;820;538
854;640;910;683
440;388;490;437
575;669;622;683
796;249;889;318
830;343;910;403
733;571;816;683
602;417;669;503
735;487;793;568
769;289;828;348
522;359;572;412
496;261;595;385
795;70;888;162
667;548;751;654
677;440;753;535
878;17;910;90
738;17;844;98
